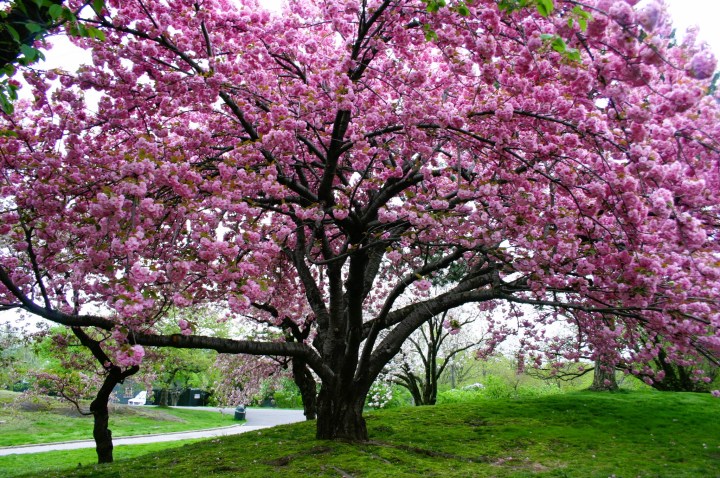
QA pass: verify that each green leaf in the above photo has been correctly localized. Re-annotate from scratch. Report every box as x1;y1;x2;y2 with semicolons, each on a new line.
86;27;106;41
0;92;14;115
423;23;438;42
570;6;592;32
19;44;39;63
550;36;567;54
4;24;20;42
61;8;77;22
536;0;554;17
578;17;587;31
426;0;444;13
48;4;64;21
456;4;470;16
565;48;581;62
92;0;105;12
31;0;54;8
24;22;44;34
0;64;16;77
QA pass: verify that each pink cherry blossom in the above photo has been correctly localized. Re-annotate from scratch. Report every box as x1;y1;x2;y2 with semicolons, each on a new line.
687;50;717;80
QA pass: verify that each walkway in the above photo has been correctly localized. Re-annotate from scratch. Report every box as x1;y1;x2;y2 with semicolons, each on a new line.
0;408;305;456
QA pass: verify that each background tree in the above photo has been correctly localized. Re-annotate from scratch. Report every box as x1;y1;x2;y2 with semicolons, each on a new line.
0;322;37;389
440;349;481;389
391;310;478;405
211;353;286;407
0;0;719;443
149;346;215;406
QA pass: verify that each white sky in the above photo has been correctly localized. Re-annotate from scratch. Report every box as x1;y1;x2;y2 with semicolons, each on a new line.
262;0;720;53
30;0;720;71
664;0;720;52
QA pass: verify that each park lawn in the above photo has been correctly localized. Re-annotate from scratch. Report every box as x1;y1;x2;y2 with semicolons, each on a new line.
0;392;236;446
6;390;719;478
0;440;201;478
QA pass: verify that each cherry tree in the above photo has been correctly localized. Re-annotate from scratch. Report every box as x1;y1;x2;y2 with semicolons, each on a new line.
1;0;719;442
32;326;140;463
211;353;287;407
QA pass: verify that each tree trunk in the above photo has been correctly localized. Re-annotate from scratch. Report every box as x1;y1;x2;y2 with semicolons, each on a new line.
159;388;168;407
408;384;423;406
89;364;139;463
292;359;317;420
70;327;139;464
589;359;618;391
90;396;114;464
315;386;367;441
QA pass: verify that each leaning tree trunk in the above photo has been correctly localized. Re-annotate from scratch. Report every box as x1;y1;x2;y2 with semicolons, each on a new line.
71;327;139;463
90;377;115;464
589;359;619;391
89;364;140;463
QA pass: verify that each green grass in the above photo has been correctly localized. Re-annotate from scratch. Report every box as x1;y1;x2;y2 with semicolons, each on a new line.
4;390;718;478
0;391;237;446
0;440;201;478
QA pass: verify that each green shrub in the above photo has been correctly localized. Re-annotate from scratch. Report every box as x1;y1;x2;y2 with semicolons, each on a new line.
272;378;303;408
436;388;484;404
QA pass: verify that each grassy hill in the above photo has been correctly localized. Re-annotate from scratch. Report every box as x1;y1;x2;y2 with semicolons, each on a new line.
5;390;719;478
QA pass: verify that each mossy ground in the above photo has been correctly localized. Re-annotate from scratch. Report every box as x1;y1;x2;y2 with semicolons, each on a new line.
3;390;718;478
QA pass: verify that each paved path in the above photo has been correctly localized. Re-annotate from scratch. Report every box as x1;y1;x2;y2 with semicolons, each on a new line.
0;407;305;456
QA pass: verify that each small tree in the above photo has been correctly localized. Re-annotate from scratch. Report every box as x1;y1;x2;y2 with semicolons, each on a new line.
391;311;478;405
30;327;140;463
0;322;36;389
150;347;215;406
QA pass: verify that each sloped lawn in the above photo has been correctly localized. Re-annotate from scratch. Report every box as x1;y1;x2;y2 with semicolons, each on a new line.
4;390;718;477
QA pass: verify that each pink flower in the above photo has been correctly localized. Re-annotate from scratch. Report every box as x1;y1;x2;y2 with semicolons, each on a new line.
687;51;717;80
178;319;194;336
416;279;431;292
609;2;634;26
636;2;661;31
116;345;145;367
711;390;720;398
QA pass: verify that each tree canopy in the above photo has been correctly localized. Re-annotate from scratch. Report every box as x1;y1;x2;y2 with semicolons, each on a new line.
1;0;719;440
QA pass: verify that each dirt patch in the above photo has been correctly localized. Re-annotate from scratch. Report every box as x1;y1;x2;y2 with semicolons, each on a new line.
108;406;186;422
262;446;333;467
58;407;90;418
366;440;492;463
17;401;53;412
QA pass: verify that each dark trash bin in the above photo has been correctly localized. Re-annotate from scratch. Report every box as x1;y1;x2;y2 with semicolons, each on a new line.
234;405;246;420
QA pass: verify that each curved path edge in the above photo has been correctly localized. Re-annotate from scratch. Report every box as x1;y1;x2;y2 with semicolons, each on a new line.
0;408;305;456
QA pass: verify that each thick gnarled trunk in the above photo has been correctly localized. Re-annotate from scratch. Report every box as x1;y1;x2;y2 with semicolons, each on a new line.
589;359;618;391
315;386;367;441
